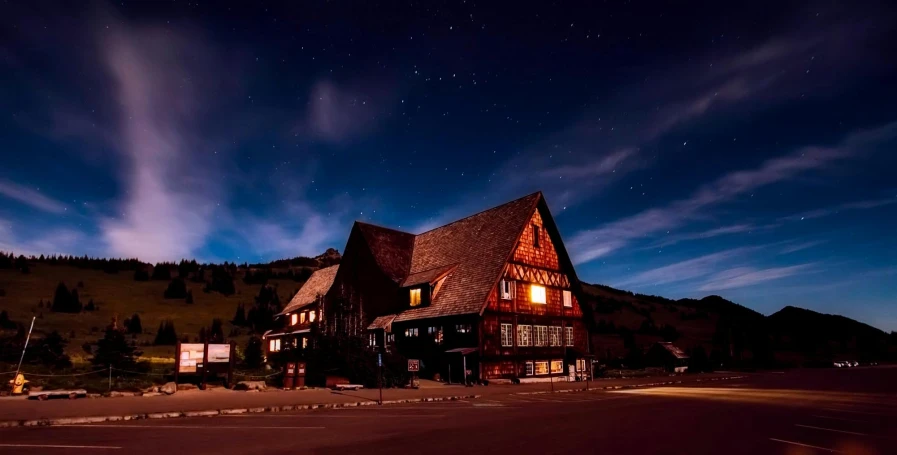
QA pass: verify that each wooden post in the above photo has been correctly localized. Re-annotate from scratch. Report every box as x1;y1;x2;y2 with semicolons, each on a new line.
174;342;181;385
201;340;209;390
463;355;468;387
228;342;236;388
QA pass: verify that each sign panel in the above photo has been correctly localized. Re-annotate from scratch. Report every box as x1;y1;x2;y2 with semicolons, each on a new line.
377;353;382;367
408;359;420;372
208;344;231;363
178;343;205;373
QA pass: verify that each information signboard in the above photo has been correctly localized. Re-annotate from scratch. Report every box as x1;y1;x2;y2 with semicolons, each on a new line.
408;359;420;372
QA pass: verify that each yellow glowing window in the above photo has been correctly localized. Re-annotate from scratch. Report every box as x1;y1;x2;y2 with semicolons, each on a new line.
302;338;308;349
309;310;316;322
410;288;421;307
550;360;563;374
300;312;306;323
291;314;298;325
530;284;546;304
534;361;549;375
269;339;281;352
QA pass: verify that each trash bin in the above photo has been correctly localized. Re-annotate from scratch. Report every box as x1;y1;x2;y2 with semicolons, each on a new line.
283;362;296;390
295;361;306;388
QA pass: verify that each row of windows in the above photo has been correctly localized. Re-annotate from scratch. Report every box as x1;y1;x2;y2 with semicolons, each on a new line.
268;337;308;352
499;280;573;307
289;309;318;326
525;360;563;376
501;324;573;347
404;324;472;340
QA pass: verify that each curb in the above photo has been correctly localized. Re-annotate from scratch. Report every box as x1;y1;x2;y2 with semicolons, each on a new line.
514;375;746;396
0;394;481;428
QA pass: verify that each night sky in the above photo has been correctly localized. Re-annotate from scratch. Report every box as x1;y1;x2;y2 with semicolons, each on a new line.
2;2;896;329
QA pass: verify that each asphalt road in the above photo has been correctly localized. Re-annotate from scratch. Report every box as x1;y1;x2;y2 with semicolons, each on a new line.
1;367;895;454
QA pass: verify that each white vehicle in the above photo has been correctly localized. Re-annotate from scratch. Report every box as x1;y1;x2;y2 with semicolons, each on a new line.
833;362;844;368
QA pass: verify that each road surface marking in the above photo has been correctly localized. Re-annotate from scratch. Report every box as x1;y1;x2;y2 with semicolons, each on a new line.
769;438;843;453
795;424;868;436
221;414;446;418
811;415;872;424
0;444;121;450
821;408;894;417
65;424;325;430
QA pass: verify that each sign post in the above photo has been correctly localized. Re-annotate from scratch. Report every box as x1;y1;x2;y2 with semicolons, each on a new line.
408;359;420;389
377;353;383;405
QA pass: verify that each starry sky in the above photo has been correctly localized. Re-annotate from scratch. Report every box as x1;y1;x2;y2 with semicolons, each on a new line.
2;1;896;329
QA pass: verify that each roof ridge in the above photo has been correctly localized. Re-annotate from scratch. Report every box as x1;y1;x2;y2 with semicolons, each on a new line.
416;191;543;236
354;220;415;236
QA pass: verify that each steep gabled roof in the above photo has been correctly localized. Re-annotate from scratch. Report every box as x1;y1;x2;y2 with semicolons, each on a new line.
393;192;543;321
367;314;398;331
278;265;339;316
656;342;689;359
355;222;415;283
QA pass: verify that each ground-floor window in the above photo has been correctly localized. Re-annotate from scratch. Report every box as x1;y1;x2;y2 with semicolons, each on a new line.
525;361;534;376
386;333;395;343
268;338;281;352
565;326;574;346
576;358;586;372
534;361;549;375
368;332;377;347
500;323;513;347
455;324;471;334
302;338;308;349
550;360;562;374
405;327;419;337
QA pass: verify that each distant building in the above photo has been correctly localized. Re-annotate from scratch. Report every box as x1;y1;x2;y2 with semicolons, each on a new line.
267;192;590;382
263;265;338;356
646;342;690;373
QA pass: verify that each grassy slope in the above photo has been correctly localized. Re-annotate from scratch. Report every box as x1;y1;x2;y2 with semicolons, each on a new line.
0;264;305;361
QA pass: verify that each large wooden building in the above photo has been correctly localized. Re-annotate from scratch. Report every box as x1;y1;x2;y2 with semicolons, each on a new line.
269;192;590;381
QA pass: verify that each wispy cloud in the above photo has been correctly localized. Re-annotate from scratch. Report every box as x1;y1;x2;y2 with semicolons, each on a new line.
0;179;67;214
698;263;817;292
302;79;395;144
614;247;759;288
780;239;828;254
0;219;93;257
570;121;897;264
783;197;897;221
649;224;774;249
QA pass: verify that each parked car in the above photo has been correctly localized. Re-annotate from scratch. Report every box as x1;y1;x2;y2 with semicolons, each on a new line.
833;361;845;368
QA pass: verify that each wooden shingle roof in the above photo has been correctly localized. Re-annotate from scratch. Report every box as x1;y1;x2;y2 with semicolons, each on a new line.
355;222;415;283
278;265;339;316
393;192;543;322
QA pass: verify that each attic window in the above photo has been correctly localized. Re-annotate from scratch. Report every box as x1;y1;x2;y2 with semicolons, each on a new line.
533;224;541;248
291;314;298;326
563;290;573;308
530;284;546;304
409;288;422;307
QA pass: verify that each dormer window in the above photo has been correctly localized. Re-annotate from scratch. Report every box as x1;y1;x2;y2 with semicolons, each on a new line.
309;310;316;323
291;314;298;326
300;312;306;324
410;288;422;307
499;280;515;300
533;224;541;248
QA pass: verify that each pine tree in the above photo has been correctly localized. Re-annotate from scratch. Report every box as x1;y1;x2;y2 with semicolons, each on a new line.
209;318;224;343
127;313;143;334
243;336;263;368
231;303;247;326
163;278;188;299
153;320;178;346
91;327;141;369
51;282;81;313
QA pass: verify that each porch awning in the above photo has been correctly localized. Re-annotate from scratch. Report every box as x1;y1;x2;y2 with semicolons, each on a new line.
445;347;478;355
264;328;311;338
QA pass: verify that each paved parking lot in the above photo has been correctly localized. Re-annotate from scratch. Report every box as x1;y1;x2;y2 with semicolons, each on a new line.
1;367;894;454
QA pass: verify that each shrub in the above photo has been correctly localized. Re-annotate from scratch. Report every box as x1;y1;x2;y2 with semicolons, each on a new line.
51;282;82;313
133;269;150;281
153;320;178;346
243;336;264;369
91;327;142;369
163;278;188;299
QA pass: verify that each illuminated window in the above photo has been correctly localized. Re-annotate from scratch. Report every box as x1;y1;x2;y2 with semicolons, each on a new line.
576;359;586;372
500;324;513;347
530;284;546;304
300;312;306;323
549;326;561;346
534;361;549;375
268;339;281;352
386;333;395;343
302;338;308;349
291;314;298;325
369;333;377;347
563;290;573;308
455;324;471;334
429;326;443;344
410;288;421;306
550;360;563;374
309;310;316;323
534;325;548;346
405;327;418;337
499;280;515;300
533;224;540;248
525;362;534;376
517;325;532;347
565;327;574;346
